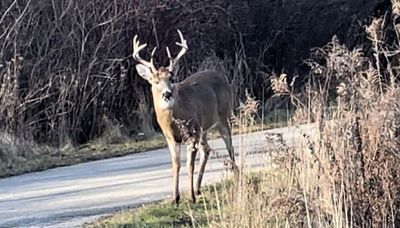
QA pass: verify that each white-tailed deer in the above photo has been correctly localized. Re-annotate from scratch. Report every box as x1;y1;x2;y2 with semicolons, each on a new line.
132;30;236;204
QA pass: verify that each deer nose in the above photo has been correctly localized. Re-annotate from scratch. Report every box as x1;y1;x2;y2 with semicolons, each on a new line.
163;90;172;100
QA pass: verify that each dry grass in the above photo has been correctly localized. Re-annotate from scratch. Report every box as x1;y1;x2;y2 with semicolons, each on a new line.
0;132;167;178
201;6;400;227
204;12;400;227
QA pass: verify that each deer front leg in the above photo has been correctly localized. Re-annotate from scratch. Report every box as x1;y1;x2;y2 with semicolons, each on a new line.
186;140;197;203
167;139;181;204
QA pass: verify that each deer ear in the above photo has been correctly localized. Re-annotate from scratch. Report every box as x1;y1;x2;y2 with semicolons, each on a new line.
135;64;153;81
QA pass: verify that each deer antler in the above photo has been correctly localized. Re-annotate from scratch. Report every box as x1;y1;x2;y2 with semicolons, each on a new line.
166;29;188;72
132;35;158;73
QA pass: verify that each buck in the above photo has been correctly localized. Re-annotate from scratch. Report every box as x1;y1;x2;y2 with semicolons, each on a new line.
132;30;236;204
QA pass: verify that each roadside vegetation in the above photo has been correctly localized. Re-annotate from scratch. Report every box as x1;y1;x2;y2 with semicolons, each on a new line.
90;3;400;227
0;132;167;178
0;112;286;178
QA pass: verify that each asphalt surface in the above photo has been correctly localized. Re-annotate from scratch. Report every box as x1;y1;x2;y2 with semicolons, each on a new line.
0;124;314;227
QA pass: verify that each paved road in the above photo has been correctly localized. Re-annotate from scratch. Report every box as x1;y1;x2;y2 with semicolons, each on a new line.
0;124;314;227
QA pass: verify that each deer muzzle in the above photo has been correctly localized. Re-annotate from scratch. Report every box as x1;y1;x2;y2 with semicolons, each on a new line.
162;89;173;100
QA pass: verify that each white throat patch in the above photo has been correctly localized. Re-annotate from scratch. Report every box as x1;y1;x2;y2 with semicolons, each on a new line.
159;97;175;109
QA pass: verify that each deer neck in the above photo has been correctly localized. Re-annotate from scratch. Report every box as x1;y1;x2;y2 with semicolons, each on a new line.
152;88;176;140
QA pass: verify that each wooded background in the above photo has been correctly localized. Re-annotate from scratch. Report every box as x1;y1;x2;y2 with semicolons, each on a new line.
0;0;386;145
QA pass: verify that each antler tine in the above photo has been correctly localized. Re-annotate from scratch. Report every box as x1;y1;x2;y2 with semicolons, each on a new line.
132;35;157;73
150;47;157;65
174;29;188;61
151;47;157;57
166;46;173;70
168;29;188;71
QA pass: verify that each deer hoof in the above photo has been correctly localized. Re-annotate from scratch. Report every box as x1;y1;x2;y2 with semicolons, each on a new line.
189;195;196;204
224;160;238;172
171;195;180;205
230;162;239;173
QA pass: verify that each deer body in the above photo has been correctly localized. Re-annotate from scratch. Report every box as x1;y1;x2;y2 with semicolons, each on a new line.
132;31;236;204
154;71;231;141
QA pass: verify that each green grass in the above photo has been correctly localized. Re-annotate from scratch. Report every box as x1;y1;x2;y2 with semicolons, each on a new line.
88;200;209;228
85;180;235;228
85;170;282;228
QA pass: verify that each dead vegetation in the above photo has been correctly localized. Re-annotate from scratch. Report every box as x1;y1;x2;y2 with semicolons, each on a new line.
200;3;400;227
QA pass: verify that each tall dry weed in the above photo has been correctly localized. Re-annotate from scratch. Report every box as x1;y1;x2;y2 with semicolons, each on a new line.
269;8;400;227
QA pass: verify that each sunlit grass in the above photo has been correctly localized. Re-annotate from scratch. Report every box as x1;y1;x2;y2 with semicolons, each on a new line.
85;180;235;228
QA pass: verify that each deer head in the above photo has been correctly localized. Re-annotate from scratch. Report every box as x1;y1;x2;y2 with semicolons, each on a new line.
133;30;188;110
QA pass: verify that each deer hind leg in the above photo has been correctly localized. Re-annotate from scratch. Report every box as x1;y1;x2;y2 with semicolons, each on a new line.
195;132;210;195
167;139;181;204
186;139;197;203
